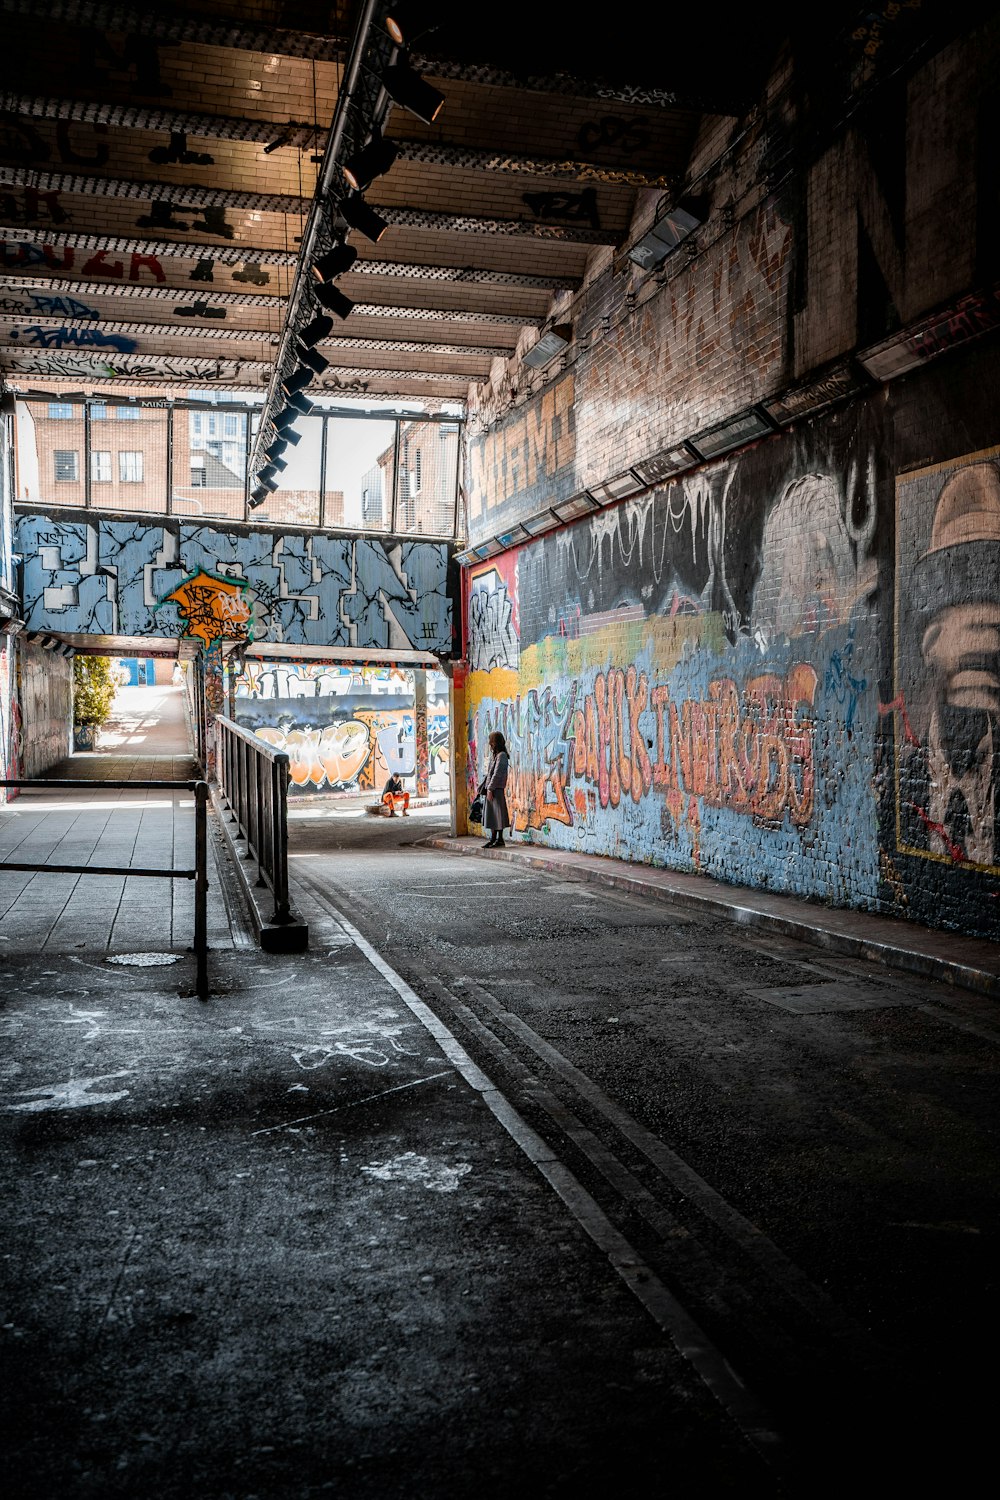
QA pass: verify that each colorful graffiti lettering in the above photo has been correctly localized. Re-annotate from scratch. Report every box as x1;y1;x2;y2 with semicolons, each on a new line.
157;569;253;646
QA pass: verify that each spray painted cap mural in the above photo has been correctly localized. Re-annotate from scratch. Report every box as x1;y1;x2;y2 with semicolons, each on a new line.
155;569;256;647
916;461;1000;613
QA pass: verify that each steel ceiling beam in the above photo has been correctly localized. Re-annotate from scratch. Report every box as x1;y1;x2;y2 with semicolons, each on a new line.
0;93;325;150
0;0;351;62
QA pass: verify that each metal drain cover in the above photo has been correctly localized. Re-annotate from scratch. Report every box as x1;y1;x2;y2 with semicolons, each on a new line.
107;952;181;967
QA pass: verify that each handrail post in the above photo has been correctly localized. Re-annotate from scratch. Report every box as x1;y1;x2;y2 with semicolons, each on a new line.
272;754;290;924
194;780;209;1001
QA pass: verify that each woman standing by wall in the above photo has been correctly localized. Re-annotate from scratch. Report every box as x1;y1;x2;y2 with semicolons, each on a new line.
479;729;511;850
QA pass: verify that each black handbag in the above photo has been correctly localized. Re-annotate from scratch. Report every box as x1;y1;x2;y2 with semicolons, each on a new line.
469;794;484;823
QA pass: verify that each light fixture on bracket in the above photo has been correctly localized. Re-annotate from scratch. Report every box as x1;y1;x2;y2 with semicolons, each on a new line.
286;390;314;416
339;192;388;243
587;470;647;505
553;491;600;521
629;446;695;487
384;3;440;48
298;314;334;349
299;347;330;376
522;324;572;370
520;510;562;536
686;407;774;461
262;126;294;155
314;281;354;318
342;131;399;192
628;196;707;271
282;366;314;396
380;57;444;125
248;487;269;508
313;243;357;281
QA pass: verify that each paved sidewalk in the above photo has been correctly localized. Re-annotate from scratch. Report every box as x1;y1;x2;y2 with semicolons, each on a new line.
425;834;1000;1000
0;684;248;971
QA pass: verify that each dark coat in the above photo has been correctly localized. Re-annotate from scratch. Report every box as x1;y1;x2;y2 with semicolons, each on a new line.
482;750;510;831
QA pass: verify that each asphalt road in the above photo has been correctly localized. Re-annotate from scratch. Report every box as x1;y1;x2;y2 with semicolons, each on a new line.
288;804;1000;1491
2;802;997;1497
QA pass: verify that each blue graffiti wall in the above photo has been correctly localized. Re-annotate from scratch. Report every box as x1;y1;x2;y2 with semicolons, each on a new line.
15;513;452;654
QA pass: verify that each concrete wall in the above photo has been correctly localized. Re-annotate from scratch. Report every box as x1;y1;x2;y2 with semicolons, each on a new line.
14;515;453;656
461;18;1000;943
233;662;450;797
17;637;72;776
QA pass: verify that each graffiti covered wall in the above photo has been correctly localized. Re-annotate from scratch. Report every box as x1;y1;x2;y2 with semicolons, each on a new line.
14;515;453;655
463;347;1000;940
17;637;72;776
465;398;884;908
234;661;451;797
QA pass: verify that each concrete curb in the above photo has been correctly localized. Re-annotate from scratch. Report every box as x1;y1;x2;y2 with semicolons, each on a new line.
210;789;309;952
424;835;1000;1002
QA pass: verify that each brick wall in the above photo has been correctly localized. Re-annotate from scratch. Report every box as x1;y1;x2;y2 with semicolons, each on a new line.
460;20;1000;942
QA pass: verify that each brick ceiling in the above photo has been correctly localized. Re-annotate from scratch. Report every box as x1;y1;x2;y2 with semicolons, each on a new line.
0;0;787;412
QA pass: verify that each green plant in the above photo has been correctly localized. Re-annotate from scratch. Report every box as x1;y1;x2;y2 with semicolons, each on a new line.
73;655;118;727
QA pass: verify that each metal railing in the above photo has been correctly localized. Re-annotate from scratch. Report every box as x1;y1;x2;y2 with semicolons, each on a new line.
0;778;210;999
214;716;292;927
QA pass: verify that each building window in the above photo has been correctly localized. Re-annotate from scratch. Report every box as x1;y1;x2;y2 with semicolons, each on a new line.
190;458;206;488
119;450;144;482
362;486;370;519
414;449;422;491
224;414;238;437
115;406;140;420
54;449;79;481
48;403;74;420
91;450;112;482
90;404;107;420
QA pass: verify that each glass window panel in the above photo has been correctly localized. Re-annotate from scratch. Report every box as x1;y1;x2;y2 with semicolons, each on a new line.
91;406;168;513
323;416;395;533
394;419;459;536
259;413;322;529
91;450;112;482
90;404;107;420
25;399;86;505
171;406;247;521
54;448;78;481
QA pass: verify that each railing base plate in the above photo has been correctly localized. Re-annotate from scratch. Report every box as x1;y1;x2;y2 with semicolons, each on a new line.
210;789;308;953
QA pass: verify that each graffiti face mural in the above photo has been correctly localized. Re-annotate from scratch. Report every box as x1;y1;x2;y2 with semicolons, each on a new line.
894;450;1000;874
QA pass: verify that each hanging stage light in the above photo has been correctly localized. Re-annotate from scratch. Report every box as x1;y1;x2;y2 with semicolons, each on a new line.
380;59;444;125
339;192;389;243
384;3;441;48
300;347;330;376
299;314;334;349
248;487;269;508
282;366;314;395
258;464;278;483
314;281;354;318
342;132;398;193
264;439;286;462
287;390;313;416
282;425;302;446
313;243;358;281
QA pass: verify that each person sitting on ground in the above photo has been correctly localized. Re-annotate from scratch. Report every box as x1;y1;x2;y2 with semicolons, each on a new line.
381;773;410;816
